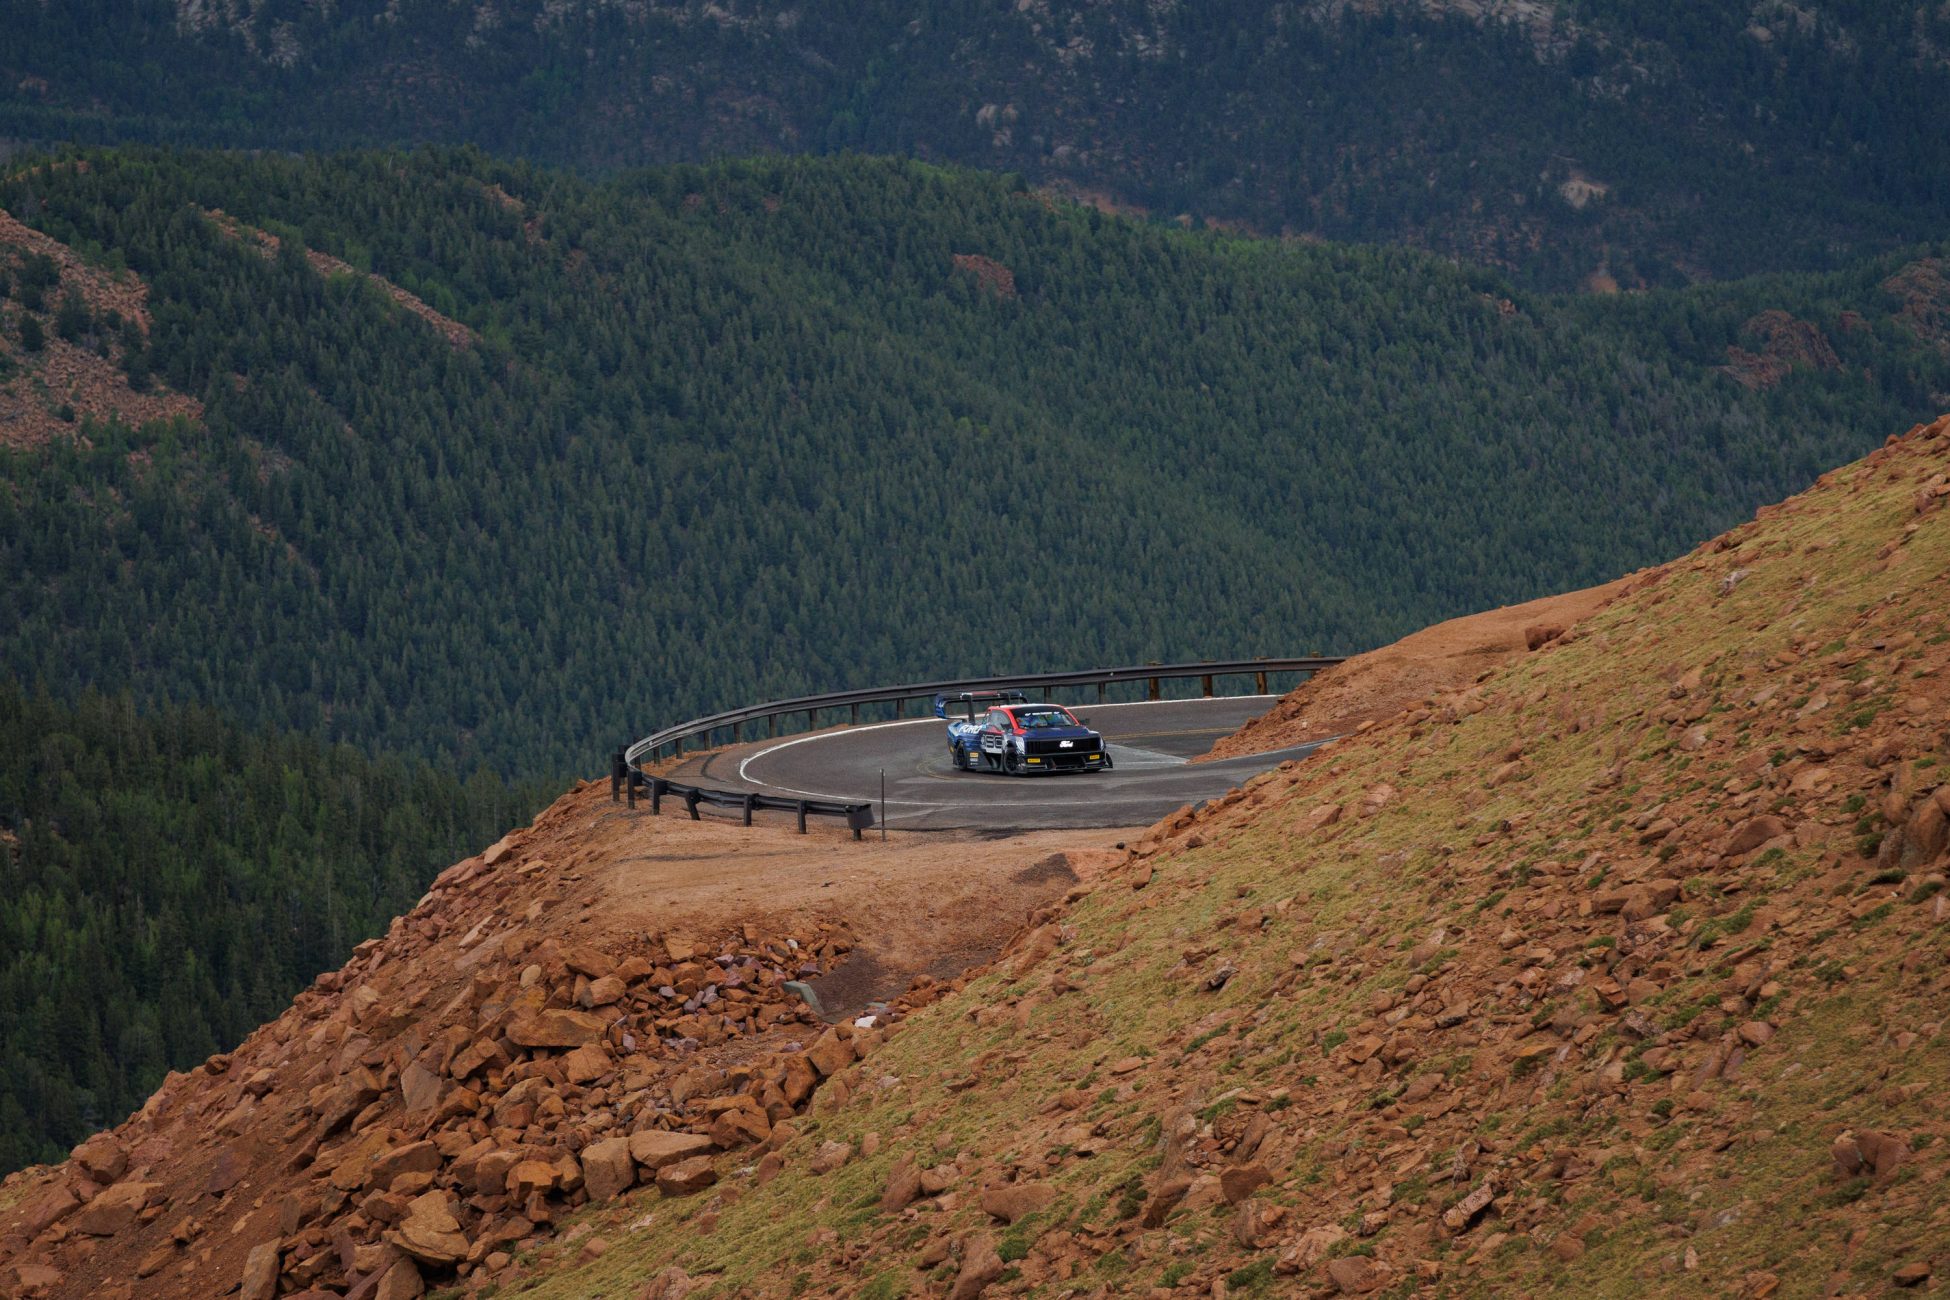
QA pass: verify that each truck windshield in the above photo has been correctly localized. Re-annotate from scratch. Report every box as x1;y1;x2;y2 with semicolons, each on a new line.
1015;708;1078;729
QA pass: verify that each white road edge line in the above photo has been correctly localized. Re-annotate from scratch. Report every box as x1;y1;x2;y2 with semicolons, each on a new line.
735;717;935;800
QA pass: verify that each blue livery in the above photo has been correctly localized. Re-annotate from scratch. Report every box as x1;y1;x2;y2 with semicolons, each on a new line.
932;691;1112;776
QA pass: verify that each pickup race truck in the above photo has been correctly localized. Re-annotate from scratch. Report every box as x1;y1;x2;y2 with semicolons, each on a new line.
933;691;1112;775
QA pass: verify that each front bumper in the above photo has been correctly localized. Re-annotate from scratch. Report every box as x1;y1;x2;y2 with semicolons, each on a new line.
1021;750;1111;773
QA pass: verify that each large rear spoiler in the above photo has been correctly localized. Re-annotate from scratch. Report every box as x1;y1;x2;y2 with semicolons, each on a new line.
932;688;1029;719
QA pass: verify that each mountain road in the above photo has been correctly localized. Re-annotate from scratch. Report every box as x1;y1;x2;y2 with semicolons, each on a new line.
658;698;1329;832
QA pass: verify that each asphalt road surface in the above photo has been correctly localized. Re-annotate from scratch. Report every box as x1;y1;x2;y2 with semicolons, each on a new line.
663;698;1328;831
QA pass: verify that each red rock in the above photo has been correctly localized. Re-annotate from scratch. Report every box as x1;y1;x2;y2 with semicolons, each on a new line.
880;1158;921;1212
1220;1164;1271;1204
370;1141;442;1189
7;1263;65;1298
239;1241;281;1300
560;944;615;979
1902;795;1947;866
1401;1073;1442;1103
1524;624;1565;651
505;1160;561;1201
1737;1021;1775;1047
71;1134;128;1184
1724;815;1787;856
1894;1261;1932;1287
948;1233;1005;1300
779;1053;819;1106
15;1183;81;1236
386;1191;470;1268
707;1105;770;1150
374;1258;425;1300
578;975;627;1008
1327;1254;1382;1294
73;1180;162;1235
1139;1174;1193;1228
979;1181;1055;1224
399;1060;443;1113
809;1140;852;1175
135;1242;176;1277
1857;1129;1911;1177
1442;1182;1495;1232
579;1137;635;1204
806;1030;854;1078
628;1130;714;1171
506;1009;606;1049
654;1155;717;1196
561;1042;612;1085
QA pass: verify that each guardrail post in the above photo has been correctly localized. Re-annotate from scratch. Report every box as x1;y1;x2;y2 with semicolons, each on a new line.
806;708;815;733
625;768;638;810
1097;682;1106;704
846;805;873;841
1256;670;1268;694
611;751;624;802
651;776;665;814
684;789;702;821
1201;674;1214;698
768;715;777;738
1148;676;1160;701
796;800;808;834
850;703;859;726
742;793;757;827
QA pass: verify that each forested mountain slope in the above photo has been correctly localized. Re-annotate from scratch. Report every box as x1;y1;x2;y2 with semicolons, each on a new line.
4;150;1949;783
2;1;1948;288
0;684;540;1173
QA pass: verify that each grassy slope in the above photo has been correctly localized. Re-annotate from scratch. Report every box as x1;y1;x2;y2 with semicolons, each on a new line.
514;415;1950;1299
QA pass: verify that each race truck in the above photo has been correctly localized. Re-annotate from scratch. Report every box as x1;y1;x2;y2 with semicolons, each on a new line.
933;690;1112;775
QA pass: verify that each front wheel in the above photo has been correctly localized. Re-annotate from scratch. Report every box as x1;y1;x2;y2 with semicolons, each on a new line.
1004;746;1026;776
951;744;968;771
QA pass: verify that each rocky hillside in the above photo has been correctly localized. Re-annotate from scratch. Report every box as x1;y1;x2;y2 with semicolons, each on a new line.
2;414;1946;1300
0;794;1113;1299
517;414;1940;1298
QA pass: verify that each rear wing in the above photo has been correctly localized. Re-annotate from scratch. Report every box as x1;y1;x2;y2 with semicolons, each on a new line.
933;689;1028;720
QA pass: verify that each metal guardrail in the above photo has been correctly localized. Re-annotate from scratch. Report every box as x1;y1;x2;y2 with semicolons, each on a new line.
612;657;1345;839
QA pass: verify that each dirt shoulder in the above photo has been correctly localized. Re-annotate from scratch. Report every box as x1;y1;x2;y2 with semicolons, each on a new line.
1200;573;1648;760
576;793;1136;1010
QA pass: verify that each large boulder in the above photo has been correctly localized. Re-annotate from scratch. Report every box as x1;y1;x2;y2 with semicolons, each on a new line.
880;1158;921;1212
580;1137;635;1204
386;1192;470;1269
73;1180;162;1236
239;1242;281;1300
1724;815;1788;856
370;1141;443;1190
505;1160;562;1201
654;1156;717;1196
979;1182;1055;1224
628;1130;713;1172
399;1061;444;1113
70;1134;128;1184
806;1030;854;1079
949;1234;1005;1300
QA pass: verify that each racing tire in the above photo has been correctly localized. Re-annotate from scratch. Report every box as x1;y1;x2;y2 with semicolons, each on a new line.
1004;746;1026;776
951;744;967;771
